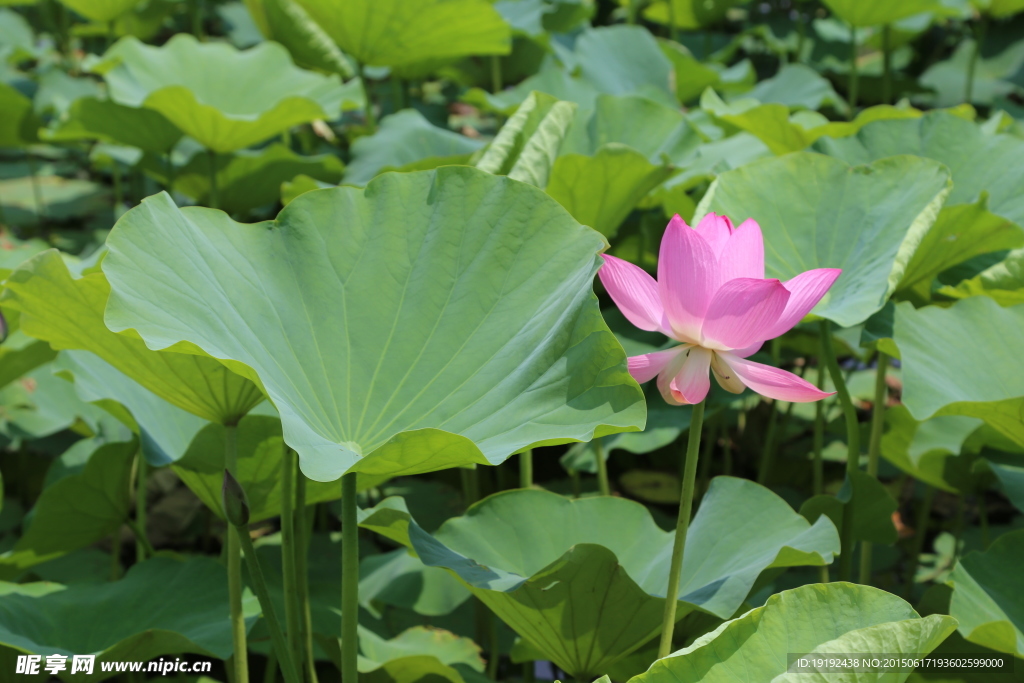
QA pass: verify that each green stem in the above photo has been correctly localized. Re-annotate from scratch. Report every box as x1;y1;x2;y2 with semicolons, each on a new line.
821;320;860;582
341;472;359;683
626;0;638;24
460;467;480;507
390;77;406;112
858;352;889;584
490;56;502;94
124;517;154;559
357;63;377;132
904;484;934;600
226;425;249;683
520;449;533;489
698;414;718;498
295;469;319;683
757;401;781;486
978;495;989;551
280;451;303;672
26;154;46;226
486;608;500;679
658;399;706;658
135;454;148;562
813;345;827;497
570;469;581;499
191;0;204;40
165;152;176;196
669;0;679;44
112;161;124;217
848;24;859;115
965;19;987;104
236;526;303;683
110;530;121;580
262;650;278;683
207;149;219;210
594;439;610;496
881;24;893;105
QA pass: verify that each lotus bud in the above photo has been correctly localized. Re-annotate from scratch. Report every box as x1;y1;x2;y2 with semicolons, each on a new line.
221;469;250;527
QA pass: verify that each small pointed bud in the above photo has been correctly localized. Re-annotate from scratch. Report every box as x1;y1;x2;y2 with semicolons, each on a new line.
221;469;250;527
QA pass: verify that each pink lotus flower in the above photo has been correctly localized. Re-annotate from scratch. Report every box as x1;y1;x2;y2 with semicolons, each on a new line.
601;213;840;406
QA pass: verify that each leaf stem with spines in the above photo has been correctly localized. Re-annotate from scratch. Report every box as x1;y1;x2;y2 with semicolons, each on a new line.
658;399;705;658
235;524;302;683
341;472;359;683
520;449;533;488
594;439;610;496
225;424;249;683
859;352;889;584
820;320;860;582
281;450;303;673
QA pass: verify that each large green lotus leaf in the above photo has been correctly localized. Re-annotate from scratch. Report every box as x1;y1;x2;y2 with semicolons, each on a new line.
358;626;484;674
939;246;1024;306
0;362;118;440
973;0;1024;18
345;110;485;185
918;39;1024;107
896;200;1024;302
630;582;957;683
800;470;899;545
172;413;383;523
102;167;646;482
0;438;136;580
41;97;182;154
53;349;207;466
949;529;1024;658
821;0;943;27
0;329;57;391
360;477;839;677
243;0;355;77
573;26;675;106
475;91;577;189
92;34;358;153
815;111;1024;227
58;0;138;22
694;153;951;327
744;64;848;114
0;176;110;229
151;143;345;215
360;548;470;618
0;234;49;280
0;82;39;147
640;0;750;29
0;556;259;682
570;94;701;165
0;250;265;424
880;405;983;494
893;298;1024;447
463;65;603;116
293;0;510;69
547;145;674;239
702;89;922;155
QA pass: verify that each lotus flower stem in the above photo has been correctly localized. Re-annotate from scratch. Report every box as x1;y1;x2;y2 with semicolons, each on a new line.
594;439;611;496
965;18;987;104
225;424;249;683
658;398;706;658
295;469;319;683
757;401;780;485
235;524;303;683
134;453;148;561
848;24;859;114
520;449;533;488
904;484;934;600
280;450;303;673
859;351;890;584
262;650;277;683
341;472;359;683
881;25;893;105
820;320;860;582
